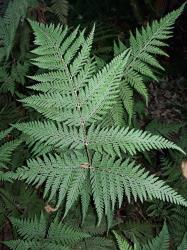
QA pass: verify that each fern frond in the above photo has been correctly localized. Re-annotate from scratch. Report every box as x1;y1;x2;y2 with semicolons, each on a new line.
101;98;126;127
119;82;133;122
48;216;90;245
14;121;184;157
2;239;42;250
10;213;46;240
114;223;169;250
14;152;88;212
0;0;37;61
13;152;187;223
91;154;187;222
50;0;69;24
3;213;90;249
0;139;22;167
113;231;133;250
0;127;12;141
117;3;185;119
146;119;184;138
12;11;187;225
86;125;184;156
141;223;169;250
178;233;187;250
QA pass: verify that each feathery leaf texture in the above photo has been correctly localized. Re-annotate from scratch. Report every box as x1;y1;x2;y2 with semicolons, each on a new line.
113;231;133;250
50;0;69;24
178;233;187;250
115;3;186;120
14;121;185;158
12;8;187;223
0;128;22;169
140;223;169;250
0;0;37;61
3;213;90;249
114;223;169;250
13;153;187;224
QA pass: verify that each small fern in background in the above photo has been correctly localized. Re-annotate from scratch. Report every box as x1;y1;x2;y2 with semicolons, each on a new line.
49;0;69;24
114;223;187;250
3;213;90;249
0;0;37;61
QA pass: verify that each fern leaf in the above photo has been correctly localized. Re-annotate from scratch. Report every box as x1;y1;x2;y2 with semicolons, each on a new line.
0;139;22;167
14;121;184;157
178;233;187;250
91;154;187;222
113;231;133;250
0;127;12;141
87;125;184;156
14;152;87;211
0;0;37;61
141;223;169;250
12;10;187;225
4;213;90;249
50;0;69;24
10;213;46;240
120;82;134;122
118;3;186;119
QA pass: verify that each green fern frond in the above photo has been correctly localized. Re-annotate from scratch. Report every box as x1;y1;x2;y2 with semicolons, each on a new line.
0;139;22;167
101;98;127;127
10;213;47;240
12;152;187;223
0;0;37;61
0;127;13;141
14;121;184;158
140;223;169;250
0;128;22;170
50;0;69;24
113;231;133;250
3;213;90;249
146;120;184;138
24;23;130;123
114;223;169;250
12;10;187;224
116;3;186;119
86;125;184;156
119;82;134;122
169;206;187;246
178;233;187;250
91;154;187;222
14;152;88;212
23;50;130;125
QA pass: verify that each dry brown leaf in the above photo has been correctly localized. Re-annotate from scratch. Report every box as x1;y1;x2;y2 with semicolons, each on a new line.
181;160;187;179
44;204;57;213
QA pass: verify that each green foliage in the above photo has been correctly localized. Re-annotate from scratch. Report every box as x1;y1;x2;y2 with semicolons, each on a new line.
50;0;69;24
3;213;90;249
113;230;133;250
0;0;37;61
0;127;22;178
114;223;187;250
114;223;169;250
114;3;186;122
0;1;187;249
9;14;187;227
